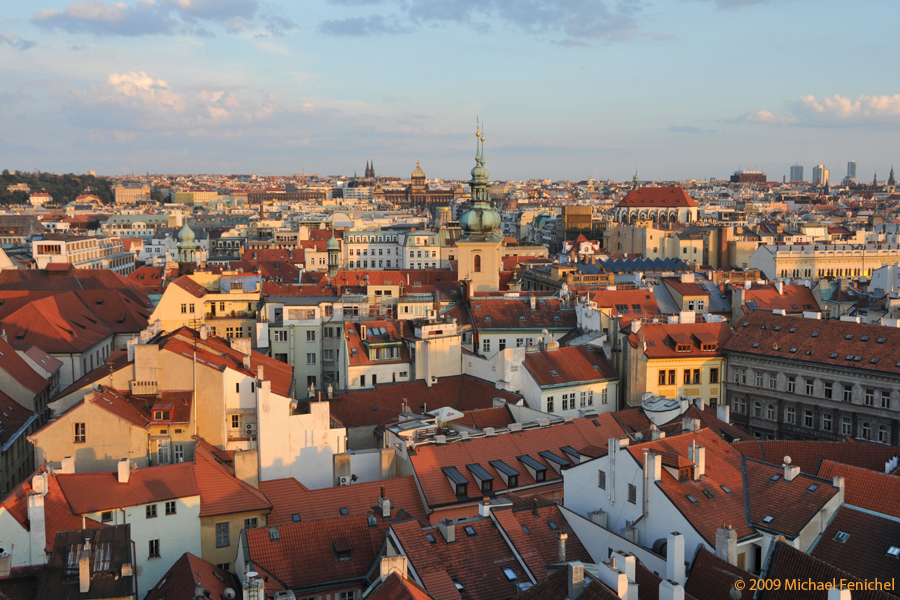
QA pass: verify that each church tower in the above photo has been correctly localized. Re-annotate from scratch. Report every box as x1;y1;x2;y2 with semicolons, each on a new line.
327;226;340;277
456;123;502;292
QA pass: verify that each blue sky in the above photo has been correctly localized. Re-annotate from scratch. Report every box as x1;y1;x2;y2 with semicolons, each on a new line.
1;0;898;181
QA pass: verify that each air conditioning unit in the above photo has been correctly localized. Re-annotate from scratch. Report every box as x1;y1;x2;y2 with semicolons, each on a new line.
245;422;257;436
338;475;351;486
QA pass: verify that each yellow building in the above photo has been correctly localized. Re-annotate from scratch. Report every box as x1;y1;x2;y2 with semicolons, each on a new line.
623;320;732;407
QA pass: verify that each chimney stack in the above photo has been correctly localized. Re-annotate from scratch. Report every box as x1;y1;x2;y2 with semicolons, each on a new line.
380;555;408;582
438;519;455;544
361;325;367;341
193;581;205;600
665;532;685;584
558;532;568;563
784;461;800;482
715;524;737;565
716;403;730;425
78;539;91;594
568;562;585;599
28;493;46;565
60;456;75;474
117;458;131;484
479;497;491;518
659;580;685;600
688;443;705;479
833;475;845;491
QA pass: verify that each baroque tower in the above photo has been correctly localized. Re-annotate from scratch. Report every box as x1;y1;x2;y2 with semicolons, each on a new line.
456;123;502;292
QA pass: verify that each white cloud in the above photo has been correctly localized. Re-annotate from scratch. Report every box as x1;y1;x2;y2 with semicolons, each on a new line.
0;31;38;50
739;94;900;127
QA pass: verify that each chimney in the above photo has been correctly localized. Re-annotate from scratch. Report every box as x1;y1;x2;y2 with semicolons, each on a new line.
832;475;845;491
715;524;737;565
0;551;11;578
784;462;800;482
243;353;251;370
716;403;730;424
589;509;608;528
60;456;75;474
328;384;333;400
650;424;665;441
688;443;705;479
361;325;367;341
568;562;585;599
530;296;536;310
380;555;408;581
659;580;685;600
32;472;48;496
193;581;205;600
776;279;784;295
379;494;391;519
117;458;131;484
558;532;568;563
645;452;662;482
79;539;91;594
596;561;628;598
199;325;209;340
27;493;46;565
234;450;259;489
438;519;455;544
611;551;636;584
479;497;491;518
665;532;685;584
828;589;852;600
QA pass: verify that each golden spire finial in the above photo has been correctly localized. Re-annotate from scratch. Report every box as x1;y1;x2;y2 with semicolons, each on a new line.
476;115;480;138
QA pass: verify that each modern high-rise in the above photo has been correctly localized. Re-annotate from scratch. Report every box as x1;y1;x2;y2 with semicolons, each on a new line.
847;161;857;179
789;165;804;182
812;164;829;185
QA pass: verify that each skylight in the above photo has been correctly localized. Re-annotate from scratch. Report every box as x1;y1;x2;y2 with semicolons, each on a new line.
845;334;854;340
789;327;797;333
861;336;869;342
465;526;477;536
548;521;559;531
721;485;732;494
752;343;760;348
771;474;781;481
503;568;518;581
834;531;850;543
340;508;349;516
774;326;782;331
522;525;531;535
812;331;819;338
426;534;436;544
550;370;559;376
887;546;900;557
878;338;886;344
292;514;301;522
830;353;839;359
807;484;819;492
687;495;698;503
763;516;774;523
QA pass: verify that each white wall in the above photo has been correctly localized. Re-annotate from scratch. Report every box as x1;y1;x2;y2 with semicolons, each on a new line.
462;347;525;393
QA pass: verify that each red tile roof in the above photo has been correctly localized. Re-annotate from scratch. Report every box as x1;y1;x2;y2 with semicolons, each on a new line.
734;439;900;476
455;406;515;431
346;321;410;368
809;505;900;584
170;276;209;298
0;292;113;354
724;312;900;376
0;335;50;395
143;552;239;600
627;322;732;359
259;475;427;525
194;444;271;518
366;572;435;600
492;503;591;582
741;284;820;314
410;415;627;509
683;547;751;600
470;298;576;332
392;516;531;600
585;289;661;326
616;187;698;208
523;345;616;387
515;565;620;600
245;512;394;590
56;463;200;514
816;460;900;518
323;376;520;428
0;392;35;446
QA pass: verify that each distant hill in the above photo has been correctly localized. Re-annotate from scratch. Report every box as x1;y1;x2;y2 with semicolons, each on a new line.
0;170;114;205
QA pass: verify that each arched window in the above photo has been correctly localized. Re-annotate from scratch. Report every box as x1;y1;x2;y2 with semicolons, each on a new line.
474;255;482;273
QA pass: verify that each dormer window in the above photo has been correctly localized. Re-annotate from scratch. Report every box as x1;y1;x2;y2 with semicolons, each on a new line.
442;466;469;496
700;343;717;351
678;467;691;482
675;344;691;353
153;410;171;421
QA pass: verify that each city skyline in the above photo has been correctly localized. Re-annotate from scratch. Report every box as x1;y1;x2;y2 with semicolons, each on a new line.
1;0;897;180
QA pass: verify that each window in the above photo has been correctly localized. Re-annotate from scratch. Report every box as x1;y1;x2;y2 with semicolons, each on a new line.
804;410;814;428
307;353;316;365
658;370;666;385
766;404;775;420
806;380;814;395
473;255;482;272
482;339;490;353
546;396;554;412
216;522;230;547
74;422;86;443
307;330;316;342
667;370;675;385
274;330;287;342
865;389;874;406
561;394;571;410
824;382;833;399
733;397;746;414
499;339;506;351
627;483;637;504
862;423;871;439
768;374;777;390
146;504;157;518
841;417;852;435
879;426;888;443
231;414;240;429
580;391;587;407
756;372;763;387
149;539;160;558
600;389;606;405
785;406;795;424
843;386;853;403
598;469;607;489
245;518;258;530
710;368;719;384
101;511;113;523
165;501;176;515
340;592;356;600
822;414;832;431
692;369;700;384
516;338;524;348
883;393;890;409
180;303;187;314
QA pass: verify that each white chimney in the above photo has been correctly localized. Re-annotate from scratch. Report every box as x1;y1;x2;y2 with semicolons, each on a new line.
833;476;845;491
693;398;704;410
479;498;491;518
28;493;46;565
596;561;628;599
60;456;75;474
784;462;800;482
715;525;737;565
243;353;251;369
530;296;536;310
257;365;264;382
688;443;705;479
659;580;685;600
568;562;585;600
32;472;48;496
776;280;784;295
611;551;636;583
716;403;730;424
79;540;91;594
665;532;685;584
438;519;455;544
558;532;567;563
117;458;131;484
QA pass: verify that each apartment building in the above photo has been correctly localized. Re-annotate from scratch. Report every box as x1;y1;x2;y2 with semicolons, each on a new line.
32;235;135;274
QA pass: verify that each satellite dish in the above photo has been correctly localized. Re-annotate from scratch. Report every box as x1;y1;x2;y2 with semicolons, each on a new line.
784;456;792;465
224;589;236;600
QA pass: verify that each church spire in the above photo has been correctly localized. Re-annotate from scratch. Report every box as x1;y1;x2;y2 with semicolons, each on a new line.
632;166;639;190
889;166;896;186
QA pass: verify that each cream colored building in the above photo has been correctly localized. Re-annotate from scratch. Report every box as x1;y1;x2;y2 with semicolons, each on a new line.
114;183;151;204
32;235;135;274
604;222;703;261
750;243;900;281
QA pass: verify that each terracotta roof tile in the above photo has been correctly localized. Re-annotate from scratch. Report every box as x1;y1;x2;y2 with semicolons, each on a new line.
259;475;427;525
194;444;271;518
816;460;900;518
683;547;751;600
733;439;900;476
0;292;113;354
523;345;616;387
585;289;661;326
455;407;514;431
616;187;698;208
470;298;575;332
809;505;900;584
56;463;200;514
0;335;49;395
367;572;435;600
0;393;35;447
143;552;239;600
741;284;820;314
627;321;732;359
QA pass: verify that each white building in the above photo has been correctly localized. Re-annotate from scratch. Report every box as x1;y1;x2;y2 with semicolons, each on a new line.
521;344;618;417
32;235;135;274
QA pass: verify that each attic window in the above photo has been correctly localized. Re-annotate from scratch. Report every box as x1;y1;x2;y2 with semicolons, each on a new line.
701;343;718;351
807;484;819;492
339;508;349;516
742;322;749;327
771;474;781;481
269;527;280;541
870;358;880;364
763;516;775;524
367;514;377;527
554;316;560;321
702;490;715;499
484;316;491;322
291;514;301;523
548;521;559;531
721;485;732;494
830;353;839;359
791;305;798;310
774;326;782;331
675;344;691;353
811;331;819;338
887;546;900;557
788;327;797;333
464;526;477;537
474;305;481;310
503;568;518;582
845;355;854;361
845;334;854;340
878;338;886;344
453;580;464;591
522;525;531;535
752;343;760;348
648;341;655;347
834;531;850;543
550;370;559;376
789;348;798;353
686;495;698;504
861;336;870;342
426;534;436;544
519;316;526;321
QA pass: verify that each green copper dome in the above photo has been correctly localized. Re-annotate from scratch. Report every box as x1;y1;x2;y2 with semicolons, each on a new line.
327;234;340;250
459;128;502;242
177;222;195;243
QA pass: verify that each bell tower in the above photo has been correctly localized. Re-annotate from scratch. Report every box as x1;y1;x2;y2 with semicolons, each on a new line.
456;121;502;292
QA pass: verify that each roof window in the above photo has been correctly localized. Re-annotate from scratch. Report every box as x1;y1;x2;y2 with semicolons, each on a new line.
550;370;559;376
878;337;886;343
548;521;559;531
339;508;349;516
834;531;850;543
807;484;819;492
269;527;280;541
763;516;775;524
484;316;491;322
861;335;869;342
702;490;715;499
464;526;477;537
774;326;782;331
830;353;839;359
887;546;900;557
771;474;781;481
721;485;732;494
789;348;797;353
522;525;531;535
503;568;518;581
291;514;301;523
752;343;760;348
742;322;749;327
811;331;819;337
687;495;698;504
845;334;854;340
870;358;880;364
789;327;797;333
426;534;436;543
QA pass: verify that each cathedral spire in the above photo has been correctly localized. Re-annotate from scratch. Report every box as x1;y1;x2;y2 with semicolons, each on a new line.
633;166;639;190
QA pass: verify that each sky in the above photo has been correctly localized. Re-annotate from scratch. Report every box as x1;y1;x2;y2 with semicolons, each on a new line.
1;0;898;181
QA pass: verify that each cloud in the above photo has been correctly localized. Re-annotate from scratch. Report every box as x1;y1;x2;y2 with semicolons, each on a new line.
318;15;409;36
0;31;38;50
692;0;774;7
160;0;257;21
33;1;179;36
738;94;900;127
